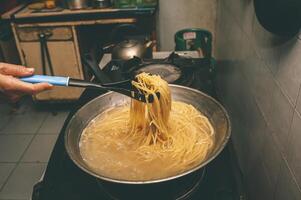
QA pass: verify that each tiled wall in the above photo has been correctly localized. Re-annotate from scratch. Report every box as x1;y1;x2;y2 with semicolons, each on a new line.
215;0;301;199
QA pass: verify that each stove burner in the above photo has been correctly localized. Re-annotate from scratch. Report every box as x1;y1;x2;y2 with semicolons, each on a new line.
135;63;182;83
97;169;206;200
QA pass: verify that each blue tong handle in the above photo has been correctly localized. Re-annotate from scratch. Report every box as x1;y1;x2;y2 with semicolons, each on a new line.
20;75;69;86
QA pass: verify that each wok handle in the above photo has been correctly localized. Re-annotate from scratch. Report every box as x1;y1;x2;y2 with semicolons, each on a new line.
20;75;69;86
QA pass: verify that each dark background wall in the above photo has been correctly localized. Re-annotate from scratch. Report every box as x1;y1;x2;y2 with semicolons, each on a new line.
215;0;301;199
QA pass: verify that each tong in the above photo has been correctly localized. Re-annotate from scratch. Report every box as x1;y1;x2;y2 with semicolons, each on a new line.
20;75;157;103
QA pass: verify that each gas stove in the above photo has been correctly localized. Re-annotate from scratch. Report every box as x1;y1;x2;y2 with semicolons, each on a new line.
99;52;215;96
31;51;240;200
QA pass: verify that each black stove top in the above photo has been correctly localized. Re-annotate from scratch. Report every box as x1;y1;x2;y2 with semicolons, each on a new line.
32;53;239;200
100;52;215;95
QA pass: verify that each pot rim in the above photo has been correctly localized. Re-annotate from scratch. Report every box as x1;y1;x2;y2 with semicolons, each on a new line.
64;84;231;184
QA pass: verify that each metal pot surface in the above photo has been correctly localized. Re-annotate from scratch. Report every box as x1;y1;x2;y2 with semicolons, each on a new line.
64;85;231;199
111;39;153;60
66;0;89;9
93;0;110;8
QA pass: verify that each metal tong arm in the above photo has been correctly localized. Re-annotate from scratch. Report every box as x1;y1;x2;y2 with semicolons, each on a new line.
68;79;133;97
69;79;154;103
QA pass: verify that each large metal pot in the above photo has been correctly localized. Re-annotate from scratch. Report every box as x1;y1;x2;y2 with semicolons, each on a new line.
65;85;231;200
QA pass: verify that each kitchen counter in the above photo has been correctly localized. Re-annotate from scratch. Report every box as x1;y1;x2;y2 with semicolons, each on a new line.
1;4;156;24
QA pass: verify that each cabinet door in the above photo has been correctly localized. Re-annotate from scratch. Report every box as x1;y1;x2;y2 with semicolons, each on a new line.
20;41;83;101
18;26;83;101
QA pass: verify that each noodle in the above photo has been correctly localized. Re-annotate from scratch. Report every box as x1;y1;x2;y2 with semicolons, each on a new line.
80;73;214;181
130;73;171;144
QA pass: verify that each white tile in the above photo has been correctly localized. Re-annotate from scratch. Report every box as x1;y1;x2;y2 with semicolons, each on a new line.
246;159;274;200
287;111;301;187
244;103;269;174
262;128;282;186
244;55;293;156
0;103;13;116
216;61;243;111
220;68;268;175
297;88;301;115
0;164;15;189
0;104;13;132
2;111;47;134
21;135;58;163
268;85;294;155
242;50;276;120
252;12;282;74
236;74;275;177
0;163;46;200
225;0;255;37
252;16;301;105
275;160;301;200
5;97;35;116
0;135;34;162
0;115;11;132
230;116;249;174
240;1;255;36
215;2;243;61
216;42;269;175
37;111;69;134
275;38;301;105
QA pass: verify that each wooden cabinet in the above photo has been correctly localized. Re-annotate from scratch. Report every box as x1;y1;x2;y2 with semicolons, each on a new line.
3;4;157;102
13;24;84;101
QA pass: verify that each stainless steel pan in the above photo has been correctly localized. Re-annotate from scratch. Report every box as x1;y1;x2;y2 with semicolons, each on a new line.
64;85;231;199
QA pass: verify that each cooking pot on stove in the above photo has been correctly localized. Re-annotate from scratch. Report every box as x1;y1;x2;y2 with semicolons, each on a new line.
65;0;89;9
64;85;231;200
102;24;154;60
106;39;153;60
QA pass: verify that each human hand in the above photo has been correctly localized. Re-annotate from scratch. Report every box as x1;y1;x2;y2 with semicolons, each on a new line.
0;63;53;102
